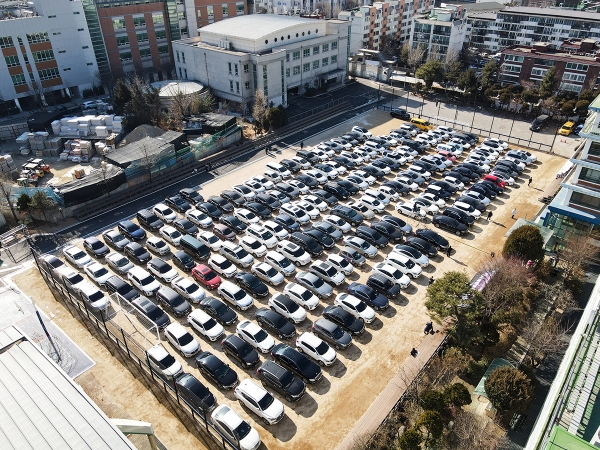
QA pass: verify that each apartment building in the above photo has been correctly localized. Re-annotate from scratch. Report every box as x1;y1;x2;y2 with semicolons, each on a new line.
172;15;348;110
0;0;99;111
409;5;467;62
498;40;600;93
467;6;600;53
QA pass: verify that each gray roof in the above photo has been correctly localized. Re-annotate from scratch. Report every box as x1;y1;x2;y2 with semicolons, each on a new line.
0;326;136;450
444;1;504;12
199;14;319;41
107;131;187;167
499;6;600;20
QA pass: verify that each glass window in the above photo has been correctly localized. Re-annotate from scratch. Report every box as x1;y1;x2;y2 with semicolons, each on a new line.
322;43;329;52
235;63;238;76
228;62;232;74
155;29;167;40
303;48;310;57
4;55;19;67
579;167;600;184
303;62;310;72
570;192;600;211
562;72;586;82
152;13;164;25
566;62;588;71
112;18;125;30
222;4;229;17
286;53;290;62
136;33;149;43
120;51;132;62
26;32;49;44
140;48;152;58
286;68;290;77
236;81;240;93
230;80;234;92
116;35;129;46
313;60;319;69
504;54;524;63
236;2;245;14
181;52;185;63
133;16;146;27
197;9;202;18
37;68;60;80
245;81;250;89
313;46;319;54
32;50;55;62
293;65;300;75
158;45;169;54
332;41;338;50
11;73;25;86
184;68;187;79
177;11;186;20
293;51;300;60
176;50;180;62
331;55;337;64
207;6;214;17
322;57;328;66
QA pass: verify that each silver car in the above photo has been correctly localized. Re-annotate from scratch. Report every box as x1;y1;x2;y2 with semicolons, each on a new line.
264;251;296;276
295;271;333;299
342;236;378;258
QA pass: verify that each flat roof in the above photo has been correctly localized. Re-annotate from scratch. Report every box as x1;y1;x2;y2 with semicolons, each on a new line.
499;6;600;20
150;80;204;97
0;325;136;450
199;14;320;41
545;426;597;450
107;131;187;166
444;1;504;12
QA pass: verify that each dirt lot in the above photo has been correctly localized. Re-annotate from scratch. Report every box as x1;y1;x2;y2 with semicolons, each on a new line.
10;108;567;450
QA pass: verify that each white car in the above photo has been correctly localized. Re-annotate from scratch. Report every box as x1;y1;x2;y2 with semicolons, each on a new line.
291;156;312;169
352;125;372;138
325;160;347;175
378;186;400;201
326;254;354;276
218;280;254;310
418;192;446;207
251;262;285;286
353;149;372;162
78;283;110;311
243;179;266;194
264;251;296;276
234;208;260;225
349;170;376;185
211;405;261;450
235;379;285;425
483;138;508;150
395;202;419;218
263;220;289;240
463;190;491;205
276;240;311;266
294;200;320;219
187;309;224;341
185;209;213;228
394;176;419;191
363;190;389;207
323;215;351;233
219;241;253;269
147;258;178;283
343;236;378;258
208;254;238;278
340;151;364;165
452;201;482;220
280;204;311;225
246;224;278;248
311;148;329;161
197;231;223;251
267;189;290;205
287;179;310;194
385;252;423;279
239;236;267;258
105;252;134;275
296;332;337;366
464;158;490;172
164;322;200;357
344;200;376;220
392;244;430;267
309;260;345;286
266;162;291;178
410;198;439;215
343;175;369;191
84;262;112;286
334;293;375;324
268;293;306;323
450;137;470;149
147;345;183;380
263;169;282;184
283;282;319;310
146;236;170;255
63;245;92;268
305;169;328;184
160;225;182;246
172;276;206;304
303;195;329;212
372;263;411;289
252;175;275;190
490;171;514;185
232;184;256;200
127;266;161;296
153;203;177;223
236;320;275;353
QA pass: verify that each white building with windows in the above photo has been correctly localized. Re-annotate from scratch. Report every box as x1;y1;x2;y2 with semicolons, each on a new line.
409;5;467;62
172;15;349;110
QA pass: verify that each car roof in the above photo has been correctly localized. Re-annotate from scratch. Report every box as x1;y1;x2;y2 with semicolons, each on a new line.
299;332;322;347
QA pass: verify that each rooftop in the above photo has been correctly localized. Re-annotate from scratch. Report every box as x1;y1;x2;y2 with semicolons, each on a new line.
444;1;504;12
498;6;600;20
150;80;205;97
107;131;187;167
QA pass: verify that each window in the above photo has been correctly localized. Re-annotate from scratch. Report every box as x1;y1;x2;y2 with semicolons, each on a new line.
116;35;129;46
303;48;310;57
580;167;600;184
504;54;524;63
322;57;329;66
245;81;250;89
158;44;169;54
52;32;61;36
26;32;49;44
22;53;28;63
313;60;319;69
73;11;80;14
286;53;290;62
286;68;290;77
38;68;60;80
184;68;188;79
236;81;240;93
222;4;229;17
303;62;310;72
120;51;132;62
243;64;249;74
322;43;329;52
235;63;238;76
87;62;93;66
4;55;19;67
563;72;586;82
293;51;300;60
293;65;300;75
331;55;337;64
82;46;89;49
236;2;245;14
560;82;583;93
136;33;148;43
197;9;202;18
571;192;600;211
17;36;22;45
155;29;167;40
28;72;34;81
228;62;232;74
133;16;146;27
177;11;186;20
153;13;164;25
63;68;71;71
112;18;125;30
32;50;55;62
48;15;56;18
78;28;84;31
502;64;521;73
179;67;183;78
566;62;589;71
332;41;338;50
230;80;234;92
58;50;66;54
313;46;320;54
207;6;214;17
140;48;152;58
11;74;26;86
176;50;180;62
181;52;185;63
531;68;547;77
533;58;554;67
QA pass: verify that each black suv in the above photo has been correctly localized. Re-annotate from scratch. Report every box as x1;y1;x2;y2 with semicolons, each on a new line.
256;360;306;402
165;195;191;213
274;183;300;200
131;296;170;329
207;195;235;213
199;297;238;326
289;232;323;257
83;237;109;258
245;202;272;219
390;108;410;120
369;221;403;243
304;229;335;249
366;274;400;298
336;179;360;195
173;218;199;236
355;226;389;248
220;190;246;207
312;318;352;349
179;188;204;206
136;209;163;231
322;182;350;200
172;250;196;271
271;343;322;384
220;215;247;234
330;205;363;226
322;305;365;335
124;242;151;264
156;286;192;317
255;193;281;211
313;189;339;206
221;334;260;367
296;150;320;165
118;220;146;240
105;275;139;301
274;214;301;233
255;308;296;340
443;207;475;227
280;159;301;173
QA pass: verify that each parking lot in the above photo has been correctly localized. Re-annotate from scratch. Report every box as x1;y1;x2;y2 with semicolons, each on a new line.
30;107;568;450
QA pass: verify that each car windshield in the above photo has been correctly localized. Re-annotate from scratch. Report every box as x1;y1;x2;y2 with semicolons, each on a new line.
246;211;257;220
140;276;154;286
312;277;324;288
93;267;108;277
325;267;336;277
213;361;230;378
179;254;193;264
207;236;218;244
405;259;415;269
355;301;366;312
116;284;131;295
170;230;182;239
162;207;174;215
214;302;229;314
158;354;176;368
265;266;278;277
72;251;86;260
289;247;303;257
115;258;129;269
235;248;249;258
186;283;199;293
159;264;171;274
359;241;370;250
237;185;251;194
233;289;247;301
205;318;217;329
315;341;329;355
91;241;103;249
234;422;252;441
147;306;163;320
255;329;269;342
169;295;184;307
249;241;261;250
205;270;218;279
178;333;193;345
219;259;233;269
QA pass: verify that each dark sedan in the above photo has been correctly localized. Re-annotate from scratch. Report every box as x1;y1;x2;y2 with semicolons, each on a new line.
222;334;260;368
105;276;140;301
124;242;151;264
323;305;365;335
173;218;199;236
443;207;475;227
234;272;269;297
172;250;196;271
131;296;170;329
332;156;356;170
313;189;339;206
370;221;404;243
165;195;191;213
274;182;300;199
294;174;319;188
221;190;246;207
255;193;281;211
179;188;204;206
405;236;438;257
197;202;223;219
322;182;350;200
336;179;360;195
347;283;389;310
355;226;388;248
304;229;335;249
366;274;401;298
311;221;343;241
455;196;487;213
331;205;363;226
274;214;301;233
208;195;235;213
156;287;192;318
432;180;458;194
271;343;322;384
453;166;479;182
220;215;247;234
312;318;352;349
381;181;410;197
446;171;471;185
290;232;323;257
256;308;296;339
118;220;146;241
199;297;238;326
245;202;272;219
280;159;301;173
432;215;468;236
372;158;399;172
390;108;410;119
83;237;110;258
362;165;385;179
195;351;239;389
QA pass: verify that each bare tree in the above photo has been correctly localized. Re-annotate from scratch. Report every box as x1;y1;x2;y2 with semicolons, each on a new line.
137;141;159;182
522;316;571;368
426;347;470;389
27;82;51;107
407;44;426;71
332;4;343;17
451;409;504;450
315;1;332;17
444;47;460;69
252;89;267;133
535;281;577;315
560;232;599;281
0;172;18;224
170;89;194;125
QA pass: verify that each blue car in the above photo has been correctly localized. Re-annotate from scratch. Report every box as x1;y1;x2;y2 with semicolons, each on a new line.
347;282;389;311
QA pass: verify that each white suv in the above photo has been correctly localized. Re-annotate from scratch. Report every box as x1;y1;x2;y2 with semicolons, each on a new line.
128;266;161;296
234;379;285;425
296;332;336;366
220;241;254;267
246;224;278;249
276;240;311;266
218;280;254;310
164;322;200;357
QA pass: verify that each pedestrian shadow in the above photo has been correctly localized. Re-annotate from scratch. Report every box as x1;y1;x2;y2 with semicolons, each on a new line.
451;259;467;266
492;221;507;228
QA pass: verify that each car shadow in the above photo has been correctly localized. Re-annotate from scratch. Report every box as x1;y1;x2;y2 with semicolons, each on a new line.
346;272;362;282
492;198;505;205
265;415;298;442
342;342;364;360
291;392;319;419
307;376;331;396
389;295;408;307
324;359;347;378
421;265;436;273
403;284;420;295
368;316;385;331
470;225;483;234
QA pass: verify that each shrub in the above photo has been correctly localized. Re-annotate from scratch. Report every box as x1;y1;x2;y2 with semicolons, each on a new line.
484;366;533;413
502;225;545;262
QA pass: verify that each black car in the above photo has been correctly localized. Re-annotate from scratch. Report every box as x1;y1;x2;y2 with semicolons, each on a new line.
271;343;322;384
414;229;449;250
274;182;300;199
370;221;404;243
156;286;192;317
118;220;146;241
222;334;260;368
294;174;319;188
405;236;438;257
102;230;130;251
255;193;281;211
496;159;523;173
246;202;272;219
458;162;486;176
220;215;247;234
314;163;338;179
220;190;246;207
175;373;216;413
234;272;269;297
136;209;164;231
366;274;401;298
124;242;151;264
83;237;110;258
322;182;350;200
380;215;412;234
424;185;452;200
443;207;475;227
446;171;471;185
390;108;410;120
404;140;428;152
208;195;235;213
256;360;306;402
331;205;363;226
355;226;388;248
332;156;356;170
280;159;301;173
131;296;170;329
393;244;426;263
256;308;296;339
197;202;223;219
172;250;196;271
304;229;335;249
312;318;352;349
431;180;458;195
313;189;339;206
479;180;504;195
432;215;468;236
296;150;320;165
381;181;409;198
336;179;360;195
173;218;199;236
105;276;140;301
165;195;191;213
347;283;389;310
468;183;496;200
195;351;239;389
179;188;204;206
199;297;238;325
322;305;365;335
453;166;479;182
455;196;487;213
362;165;385;179
289;232;323;257
311;221;343;241
274;214;301;233
414;160;438;174
374;157;400;171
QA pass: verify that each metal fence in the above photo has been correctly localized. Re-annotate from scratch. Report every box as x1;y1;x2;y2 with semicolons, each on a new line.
33;251;240;450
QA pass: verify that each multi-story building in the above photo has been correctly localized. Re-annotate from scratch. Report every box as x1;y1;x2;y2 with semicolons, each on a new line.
467;6;600;53
498;40;600;93
0;0;99;111
185;0;247;37
409;5;467;62
172;15;349;111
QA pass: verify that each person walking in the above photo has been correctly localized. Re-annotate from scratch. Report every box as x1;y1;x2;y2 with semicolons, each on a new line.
512;208;517;219
446;246;452;257
487;211;493;222
300;141;304;150
429;276;434;286
528;176;532;187
424;321;433;334
410;348;419;357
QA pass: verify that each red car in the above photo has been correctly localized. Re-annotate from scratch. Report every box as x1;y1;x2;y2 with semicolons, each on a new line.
212;224;236;241
191;264;222;289
437;149;456;163
483;174;505;189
